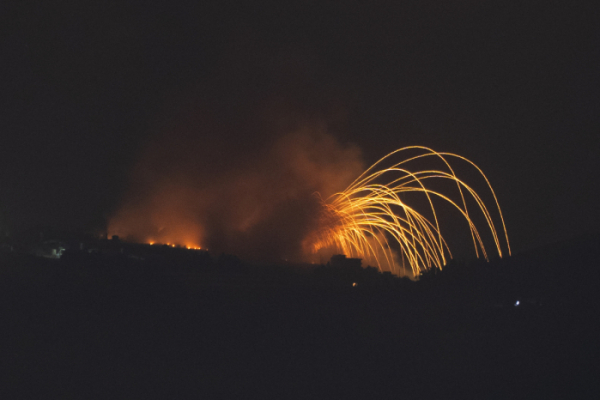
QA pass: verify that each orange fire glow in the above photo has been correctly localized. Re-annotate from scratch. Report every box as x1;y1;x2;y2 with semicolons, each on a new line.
145;241;203;250
108;129;364;262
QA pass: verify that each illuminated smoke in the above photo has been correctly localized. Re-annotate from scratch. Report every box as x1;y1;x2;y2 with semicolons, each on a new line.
108;124;364;262
109;107;510;275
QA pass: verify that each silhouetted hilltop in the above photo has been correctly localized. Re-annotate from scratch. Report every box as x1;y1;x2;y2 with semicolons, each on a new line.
1;233;599;398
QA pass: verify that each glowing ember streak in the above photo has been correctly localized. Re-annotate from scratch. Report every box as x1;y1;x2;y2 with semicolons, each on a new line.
304;146;510;278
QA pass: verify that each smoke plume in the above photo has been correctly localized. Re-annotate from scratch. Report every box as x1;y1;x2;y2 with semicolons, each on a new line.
108;118;364;263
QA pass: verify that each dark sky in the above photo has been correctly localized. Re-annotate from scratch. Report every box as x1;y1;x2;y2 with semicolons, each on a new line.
1;0;599;255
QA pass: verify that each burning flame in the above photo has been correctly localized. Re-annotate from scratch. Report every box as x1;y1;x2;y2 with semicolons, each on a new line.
147;241;203;250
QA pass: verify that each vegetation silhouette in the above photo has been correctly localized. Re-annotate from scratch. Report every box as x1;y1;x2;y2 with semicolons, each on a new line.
1;233;599;398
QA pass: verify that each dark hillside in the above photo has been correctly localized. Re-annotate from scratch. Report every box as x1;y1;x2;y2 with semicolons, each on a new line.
1;235;599;399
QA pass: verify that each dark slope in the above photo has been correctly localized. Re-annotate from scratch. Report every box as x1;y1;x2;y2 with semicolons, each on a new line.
1;235;599;399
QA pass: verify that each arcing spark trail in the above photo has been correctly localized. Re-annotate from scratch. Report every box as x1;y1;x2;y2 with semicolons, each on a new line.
304;147;510;277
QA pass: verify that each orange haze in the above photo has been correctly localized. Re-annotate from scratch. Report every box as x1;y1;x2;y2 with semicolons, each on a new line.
108;124;364;263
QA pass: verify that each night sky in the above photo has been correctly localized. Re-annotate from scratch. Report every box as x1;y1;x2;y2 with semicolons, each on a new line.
1;1;599;256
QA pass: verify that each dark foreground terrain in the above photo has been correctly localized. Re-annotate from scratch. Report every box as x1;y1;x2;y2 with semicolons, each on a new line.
1;235;599;399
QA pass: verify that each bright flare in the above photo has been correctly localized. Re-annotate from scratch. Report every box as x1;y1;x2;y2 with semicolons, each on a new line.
304;146;510;278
